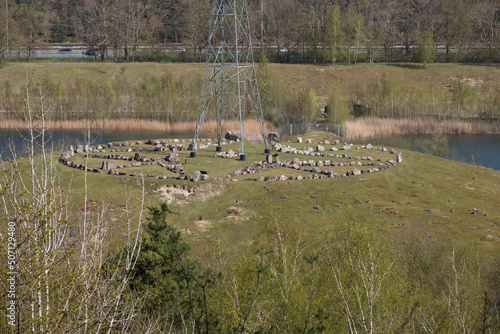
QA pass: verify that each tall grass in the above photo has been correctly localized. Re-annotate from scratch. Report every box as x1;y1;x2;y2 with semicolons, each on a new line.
0;118;277;138
344;117;500;139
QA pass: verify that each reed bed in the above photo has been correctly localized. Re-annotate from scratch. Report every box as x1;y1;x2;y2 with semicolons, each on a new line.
0;118;277;140
344;117;500;139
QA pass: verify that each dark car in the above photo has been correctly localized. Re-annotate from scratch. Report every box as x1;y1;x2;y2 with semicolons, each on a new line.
58;48;72;53
85;49;99;56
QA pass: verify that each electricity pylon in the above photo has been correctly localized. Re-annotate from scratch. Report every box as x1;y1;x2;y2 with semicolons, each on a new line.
190;0;269;161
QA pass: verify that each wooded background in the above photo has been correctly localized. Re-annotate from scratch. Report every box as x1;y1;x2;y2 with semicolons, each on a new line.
0;0;499;63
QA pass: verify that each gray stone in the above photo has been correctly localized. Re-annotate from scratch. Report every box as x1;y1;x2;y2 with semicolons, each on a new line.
397;152;402;163
352;168;361;175
330;147;338;151
108;169;119;175
279;175;287;180
297;137;302;143
266;154;273;164
268;132;280;142
67;145;75;156
225;131;241;141
324;140;330;145
108;161;117;169
312;167;321;173
366;143;373;149
316;145;325;152
255;176;265;181
265;175;277;181
334;139;340;145
192;171;201;182
101;160;108;170
76;145;84;153
341;145;351;150
296;175;303;180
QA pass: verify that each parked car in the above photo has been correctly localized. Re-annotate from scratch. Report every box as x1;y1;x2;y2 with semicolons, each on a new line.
58;48;72;53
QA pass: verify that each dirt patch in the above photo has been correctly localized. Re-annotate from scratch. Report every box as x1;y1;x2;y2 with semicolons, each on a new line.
154;183;224;204
224;206;251;221
195;220;212;232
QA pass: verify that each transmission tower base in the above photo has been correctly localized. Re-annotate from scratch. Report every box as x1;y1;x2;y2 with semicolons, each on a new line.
239;154;246;161
216;146;222;152
190;151;196;158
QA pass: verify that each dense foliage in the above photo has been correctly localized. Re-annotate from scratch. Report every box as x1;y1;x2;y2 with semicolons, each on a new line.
127;205;500;333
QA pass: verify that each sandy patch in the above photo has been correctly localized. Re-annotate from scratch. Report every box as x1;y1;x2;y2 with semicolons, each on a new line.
154;183;224;204
195;220;212;232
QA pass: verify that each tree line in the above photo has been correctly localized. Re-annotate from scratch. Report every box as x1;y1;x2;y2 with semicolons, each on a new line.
0;0;499;63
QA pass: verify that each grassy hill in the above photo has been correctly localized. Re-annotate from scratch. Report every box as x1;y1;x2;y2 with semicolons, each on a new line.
59;131;500;256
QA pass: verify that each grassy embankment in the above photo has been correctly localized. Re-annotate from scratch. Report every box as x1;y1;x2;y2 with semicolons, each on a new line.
0;62;499;135
56;131;500;257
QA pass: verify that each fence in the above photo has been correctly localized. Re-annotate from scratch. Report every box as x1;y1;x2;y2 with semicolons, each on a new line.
283;123;344;136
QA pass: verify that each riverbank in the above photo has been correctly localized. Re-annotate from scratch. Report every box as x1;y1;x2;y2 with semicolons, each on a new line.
344;117;500;139
0;118;277;139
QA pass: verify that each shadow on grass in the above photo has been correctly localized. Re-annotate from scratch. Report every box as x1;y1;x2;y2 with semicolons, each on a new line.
384;63;425;70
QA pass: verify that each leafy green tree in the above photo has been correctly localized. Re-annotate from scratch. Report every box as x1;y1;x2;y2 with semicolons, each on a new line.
323;4;345;65
415;30;436;68
342;4;365;64
131;203;218;332
326;86;349;124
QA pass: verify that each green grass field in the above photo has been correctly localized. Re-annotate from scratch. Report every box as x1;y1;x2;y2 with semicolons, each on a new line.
58;131;500;257
1;62;499;108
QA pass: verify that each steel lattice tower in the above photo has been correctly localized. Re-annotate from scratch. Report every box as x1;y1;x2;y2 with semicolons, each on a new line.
190;0;269;161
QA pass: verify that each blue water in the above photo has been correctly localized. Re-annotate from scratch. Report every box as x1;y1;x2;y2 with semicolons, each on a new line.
1;129;499;170
362;134;500;170
0;128;193;159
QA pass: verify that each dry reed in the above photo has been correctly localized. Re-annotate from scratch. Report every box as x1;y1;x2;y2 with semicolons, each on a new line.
344;117;500;139
0;118;277;140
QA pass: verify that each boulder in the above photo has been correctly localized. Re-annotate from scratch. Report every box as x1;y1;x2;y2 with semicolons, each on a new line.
316;145;325;152
324;140;330;145
166;148;179;163
108;169;119;175
352;168;361;175
279;175;288;181
67;145;75;156
334;139;340;145
341;145;351;150
265;175;277;181
76;145;84;153
192;171;201;182
225;131;241;141
268;132;280;142
266;154;273;164
297;137;302;143
306;139;312;144
397;152;403;163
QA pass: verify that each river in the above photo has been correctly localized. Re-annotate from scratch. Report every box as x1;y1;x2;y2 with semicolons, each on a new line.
0;129;499;171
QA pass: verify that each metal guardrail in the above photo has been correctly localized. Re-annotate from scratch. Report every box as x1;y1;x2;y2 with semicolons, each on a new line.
283;123;344;136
